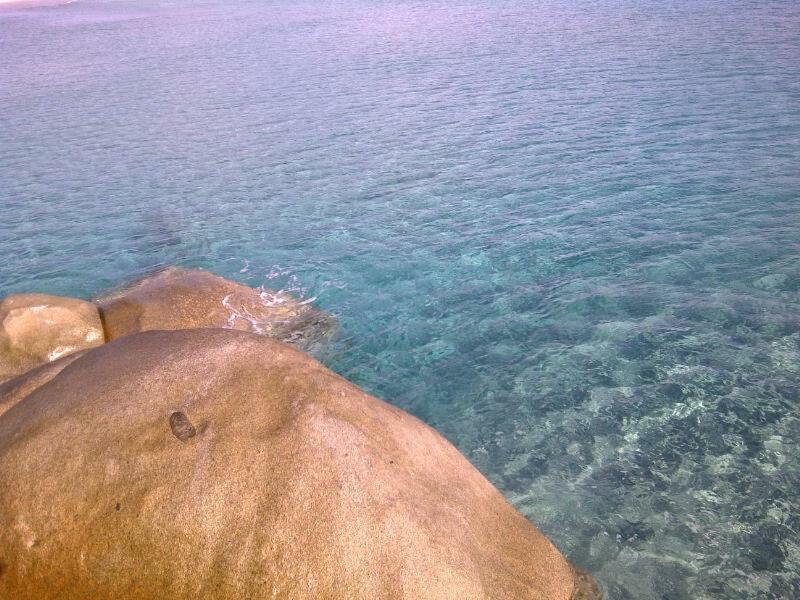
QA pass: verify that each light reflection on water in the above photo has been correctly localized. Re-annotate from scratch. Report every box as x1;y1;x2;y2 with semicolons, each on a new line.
2;0;800;597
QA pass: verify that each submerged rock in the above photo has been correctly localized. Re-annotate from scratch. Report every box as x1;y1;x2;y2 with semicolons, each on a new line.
95;267;336;354
0;293;104;383
0;329;598;599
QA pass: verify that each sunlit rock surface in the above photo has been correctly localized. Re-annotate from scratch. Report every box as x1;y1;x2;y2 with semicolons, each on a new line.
96;267;336;355
0;350;87;418
0;294;104;383
0;329;598;599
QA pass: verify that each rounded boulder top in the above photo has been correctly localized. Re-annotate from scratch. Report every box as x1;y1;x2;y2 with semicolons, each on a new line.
0;328;599;599
95;267;337;354
0;293;104;384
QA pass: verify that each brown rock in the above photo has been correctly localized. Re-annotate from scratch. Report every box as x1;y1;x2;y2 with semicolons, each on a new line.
0;329;599;599
0;350;88;418
96;267;336;354
0;293;105;383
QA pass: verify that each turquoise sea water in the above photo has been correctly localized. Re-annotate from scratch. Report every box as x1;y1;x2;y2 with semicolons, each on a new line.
2;0;800;597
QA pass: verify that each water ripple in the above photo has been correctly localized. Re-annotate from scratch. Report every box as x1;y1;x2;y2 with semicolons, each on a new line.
2;0;800;597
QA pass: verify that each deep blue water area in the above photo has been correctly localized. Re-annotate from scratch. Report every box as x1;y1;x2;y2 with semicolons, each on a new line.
2;0;800;597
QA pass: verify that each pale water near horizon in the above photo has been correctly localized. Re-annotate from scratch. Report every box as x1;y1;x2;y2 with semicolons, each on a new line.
2;0;800;597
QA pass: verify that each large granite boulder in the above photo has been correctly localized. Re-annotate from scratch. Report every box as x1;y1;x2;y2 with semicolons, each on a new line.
96;267;336;355
0;329;599;599
0;350;88;418
0;293;105;383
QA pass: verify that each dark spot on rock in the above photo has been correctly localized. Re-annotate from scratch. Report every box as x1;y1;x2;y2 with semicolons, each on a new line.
389;460;394;464
115;502;121;512
169;411;196;442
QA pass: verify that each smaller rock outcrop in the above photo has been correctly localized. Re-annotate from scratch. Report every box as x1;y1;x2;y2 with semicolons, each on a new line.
95;267;336;354
0;294;104;383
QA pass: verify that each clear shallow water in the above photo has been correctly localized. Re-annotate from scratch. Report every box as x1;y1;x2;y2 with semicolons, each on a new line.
2;0;800;596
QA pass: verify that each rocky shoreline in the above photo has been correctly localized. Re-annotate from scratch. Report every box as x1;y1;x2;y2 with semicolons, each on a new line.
0;268;600;598
0;267;337;385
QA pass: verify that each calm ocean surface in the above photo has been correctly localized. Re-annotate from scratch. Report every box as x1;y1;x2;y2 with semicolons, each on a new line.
2;0;800;596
